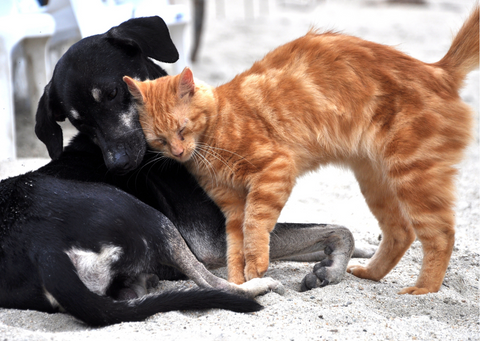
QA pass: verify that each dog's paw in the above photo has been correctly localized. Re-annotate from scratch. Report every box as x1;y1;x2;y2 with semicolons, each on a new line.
262;277;285;295
300;258;346;292
300;259;343;291
145;274;160;289
238;277;285;297
116;288;139;301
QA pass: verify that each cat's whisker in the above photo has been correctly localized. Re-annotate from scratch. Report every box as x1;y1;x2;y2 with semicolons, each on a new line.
146;154;175;182
197;143;243;173
193;149;219;186
198;148;221;181
192;152;210;184
197;142;257;169
137;151;167;171
128;152;167;187
195;144;236;176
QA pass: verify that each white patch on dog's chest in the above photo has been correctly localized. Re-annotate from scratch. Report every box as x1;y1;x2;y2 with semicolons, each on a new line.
65;245;123;295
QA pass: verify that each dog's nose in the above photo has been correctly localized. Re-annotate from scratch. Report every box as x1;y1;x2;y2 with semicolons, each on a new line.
112;152;131;172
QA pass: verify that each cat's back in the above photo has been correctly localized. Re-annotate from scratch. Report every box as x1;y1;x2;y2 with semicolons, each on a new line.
222;32;390;123
250;31;379;71
225;30;453;119
245;30;432;82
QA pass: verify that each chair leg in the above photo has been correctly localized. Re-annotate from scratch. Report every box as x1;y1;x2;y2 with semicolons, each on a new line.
190;0;205;63
0;39;16;161
169;23;188;74
23;37;51;120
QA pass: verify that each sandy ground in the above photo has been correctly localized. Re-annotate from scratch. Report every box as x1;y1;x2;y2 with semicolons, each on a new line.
1;0;479;340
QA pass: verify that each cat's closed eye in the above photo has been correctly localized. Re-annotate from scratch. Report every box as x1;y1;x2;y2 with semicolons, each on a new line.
178;127;185;141
157;138;167;146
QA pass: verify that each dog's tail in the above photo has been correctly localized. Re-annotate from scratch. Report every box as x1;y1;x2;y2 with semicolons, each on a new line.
40;254;262;326
435;5;479;86
81;288;263;327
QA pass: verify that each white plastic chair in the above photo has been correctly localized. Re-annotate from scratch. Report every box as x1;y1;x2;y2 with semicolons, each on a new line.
0;0;55;161
45;0;190;74
69;0;134;38
42;0;80;46
133;0;190;74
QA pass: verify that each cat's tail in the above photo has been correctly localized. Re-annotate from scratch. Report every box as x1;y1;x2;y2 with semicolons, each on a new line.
435;4;479;85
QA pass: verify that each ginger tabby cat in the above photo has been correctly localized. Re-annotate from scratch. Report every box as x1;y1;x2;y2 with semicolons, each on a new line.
124;6;478;294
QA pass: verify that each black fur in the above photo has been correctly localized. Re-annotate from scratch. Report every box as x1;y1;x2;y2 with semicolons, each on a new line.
0;168;262;327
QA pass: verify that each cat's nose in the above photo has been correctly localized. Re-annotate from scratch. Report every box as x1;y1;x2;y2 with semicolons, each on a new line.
171;147;184;158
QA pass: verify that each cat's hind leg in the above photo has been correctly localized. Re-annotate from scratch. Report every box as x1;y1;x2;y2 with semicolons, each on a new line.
392;162;457;295
347;160;417;283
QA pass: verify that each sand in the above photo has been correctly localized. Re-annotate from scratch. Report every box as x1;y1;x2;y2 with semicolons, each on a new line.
0;0;478;340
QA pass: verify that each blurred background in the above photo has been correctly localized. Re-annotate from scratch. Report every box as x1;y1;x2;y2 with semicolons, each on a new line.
1;0;478;162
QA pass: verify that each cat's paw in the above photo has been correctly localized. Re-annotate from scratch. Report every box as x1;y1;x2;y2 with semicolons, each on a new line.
244;259;269;282
228;272;246;285
300;259;346;291
347;264;380;280
398;286;431;295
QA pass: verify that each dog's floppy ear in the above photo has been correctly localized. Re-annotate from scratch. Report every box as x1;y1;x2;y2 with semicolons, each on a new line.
35;82;66;160
106;16;179;63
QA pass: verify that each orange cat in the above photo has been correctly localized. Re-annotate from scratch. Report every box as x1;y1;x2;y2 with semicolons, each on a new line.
124;7;478;294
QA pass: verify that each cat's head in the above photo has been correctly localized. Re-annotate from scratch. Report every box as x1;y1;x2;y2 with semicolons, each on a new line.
124;67;204;163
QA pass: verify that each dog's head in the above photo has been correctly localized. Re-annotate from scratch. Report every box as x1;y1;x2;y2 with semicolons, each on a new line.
35;16;178;173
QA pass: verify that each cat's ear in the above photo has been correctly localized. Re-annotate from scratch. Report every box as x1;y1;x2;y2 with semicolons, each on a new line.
123;76;145;103
178;67;195;99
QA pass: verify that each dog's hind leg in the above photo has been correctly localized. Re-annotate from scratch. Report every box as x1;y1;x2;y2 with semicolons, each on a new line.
37;250;263;326
156;218;285;298
269;223;373;291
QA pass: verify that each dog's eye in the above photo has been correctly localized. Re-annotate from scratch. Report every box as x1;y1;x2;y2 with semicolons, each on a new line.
107;88;118;100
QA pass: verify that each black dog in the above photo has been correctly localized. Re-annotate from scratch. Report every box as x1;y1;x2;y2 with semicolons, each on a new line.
1;16;369;326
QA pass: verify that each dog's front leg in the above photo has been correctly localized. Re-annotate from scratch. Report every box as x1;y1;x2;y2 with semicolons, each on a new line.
269;223;374;291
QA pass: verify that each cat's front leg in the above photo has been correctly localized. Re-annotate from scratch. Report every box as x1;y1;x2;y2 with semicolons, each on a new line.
243;163;296;282
243;226;272;281
210;188;248;285
225;217;246;285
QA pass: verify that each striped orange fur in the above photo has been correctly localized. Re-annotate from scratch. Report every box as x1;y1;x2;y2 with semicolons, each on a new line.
124;6;478;294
